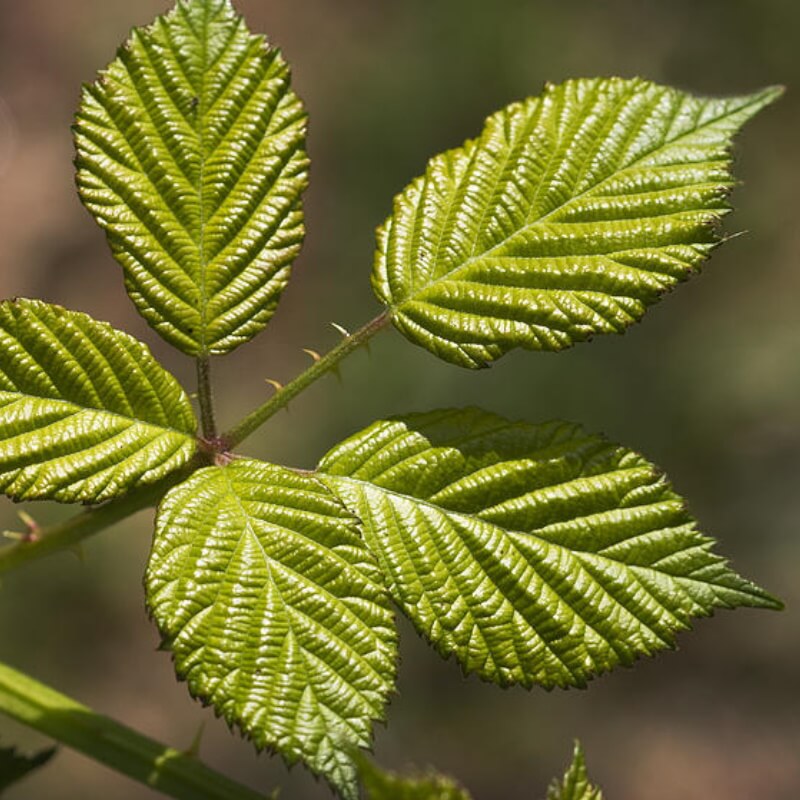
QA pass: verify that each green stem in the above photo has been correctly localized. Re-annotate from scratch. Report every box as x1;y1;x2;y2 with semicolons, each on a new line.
196;355;217;441
0;472;187;575
224;310;392;449
0;661;270;800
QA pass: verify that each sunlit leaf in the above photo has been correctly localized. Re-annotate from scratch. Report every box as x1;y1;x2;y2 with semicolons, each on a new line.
146;459;397;800
0;299;196;503
547;742;603;800
319;408;780;688
75;0;308;355
374;78;780;367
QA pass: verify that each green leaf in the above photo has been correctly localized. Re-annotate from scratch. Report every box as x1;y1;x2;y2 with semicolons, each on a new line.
547;742;602;800
146;459;397;800
0;299;196;503
0;741;56;791
75;0;308;356
373;78;780;367
358;756;472;800
319;408;780;689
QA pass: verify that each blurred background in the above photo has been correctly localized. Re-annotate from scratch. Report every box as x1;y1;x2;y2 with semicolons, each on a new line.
0;0;797;797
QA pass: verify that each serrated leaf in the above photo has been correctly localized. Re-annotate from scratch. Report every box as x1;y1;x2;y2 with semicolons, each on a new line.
319;408;779;689
0;299;196;503
358;756;471;800
146;459;398;800
547;742;602;800
0;741;56;791
75;0;308;356
374;78;780;367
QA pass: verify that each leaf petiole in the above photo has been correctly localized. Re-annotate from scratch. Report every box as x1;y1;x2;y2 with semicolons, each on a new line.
0;661;272;800
223;310;392;449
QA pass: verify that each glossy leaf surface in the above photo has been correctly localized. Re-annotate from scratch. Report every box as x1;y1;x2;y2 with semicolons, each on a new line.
0;300;196;503
547;742;603;800
359;757;471;800
374;78;780;367
320;408;779;688
146;459;397;800
75;0;308;355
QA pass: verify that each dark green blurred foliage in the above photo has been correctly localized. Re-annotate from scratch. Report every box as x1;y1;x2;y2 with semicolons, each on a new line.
0;1;797;798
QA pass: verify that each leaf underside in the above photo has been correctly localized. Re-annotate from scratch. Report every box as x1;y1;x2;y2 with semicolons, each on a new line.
0;299;196;503
547;742;603;800
319;408;779;689
358;756;472;800
374;78;780;367
75;0;308;356
146;459;397;800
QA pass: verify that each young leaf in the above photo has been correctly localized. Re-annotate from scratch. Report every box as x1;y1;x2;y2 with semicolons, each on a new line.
319;408;780;689
146;459;398;800
75;0;308;356
358;757;472;800
547;742;603;800
0;299;196;503
374;78;780;367
0;741;56;791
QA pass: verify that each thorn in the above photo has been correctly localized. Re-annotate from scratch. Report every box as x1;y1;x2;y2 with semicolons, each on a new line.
17;510;39;533
331;366;343;385
330;322;350;338
265;378;283;393
185;722;205;758
1;530;25;542
302;348;321;362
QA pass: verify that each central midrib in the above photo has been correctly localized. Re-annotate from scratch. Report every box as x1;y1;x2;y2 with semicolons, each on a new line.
393;90;760;310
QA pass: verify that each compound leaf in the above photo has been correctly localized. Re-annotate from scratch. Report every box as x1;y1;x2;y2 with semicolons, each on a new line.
547;742;602;800
0;299;196;503
358;757;471;800
75;0;308;356
319;408;779;689
146;459;397;800
374;78;780;367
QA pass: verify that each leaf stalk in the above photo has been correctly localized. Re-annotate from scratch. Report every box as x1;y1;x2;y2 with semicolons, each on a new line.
0;661;271;800
0;472;188;575
196;355;217;441
224;310;392;449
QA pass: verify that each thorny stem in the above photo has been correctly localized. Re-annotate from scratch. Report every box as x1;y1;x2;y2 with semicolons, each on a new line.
0;313;393;574
223;310;393;449
0;661;271;800
196;355;217;441
0;471;189;575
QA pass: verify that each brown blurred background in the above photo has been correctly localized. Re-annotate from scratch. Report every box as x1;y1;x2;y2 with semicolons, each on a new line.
0;0;798;798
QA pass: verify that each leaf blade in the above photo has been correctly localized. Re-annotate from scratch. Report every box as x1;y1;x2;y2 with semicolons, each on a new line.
374;79;780;367
146;459;397;800
319;408;779;689
0;299;196;503
547;742;603;800
358;756;472;800
74;0;308;355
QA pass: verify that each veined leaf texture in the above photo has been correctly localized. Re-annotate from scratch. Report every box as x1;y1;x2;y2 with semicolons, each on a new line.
374;78;781;367
146;460;398;800
75;0;308;355
0;300;196;503
320;408;779;689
